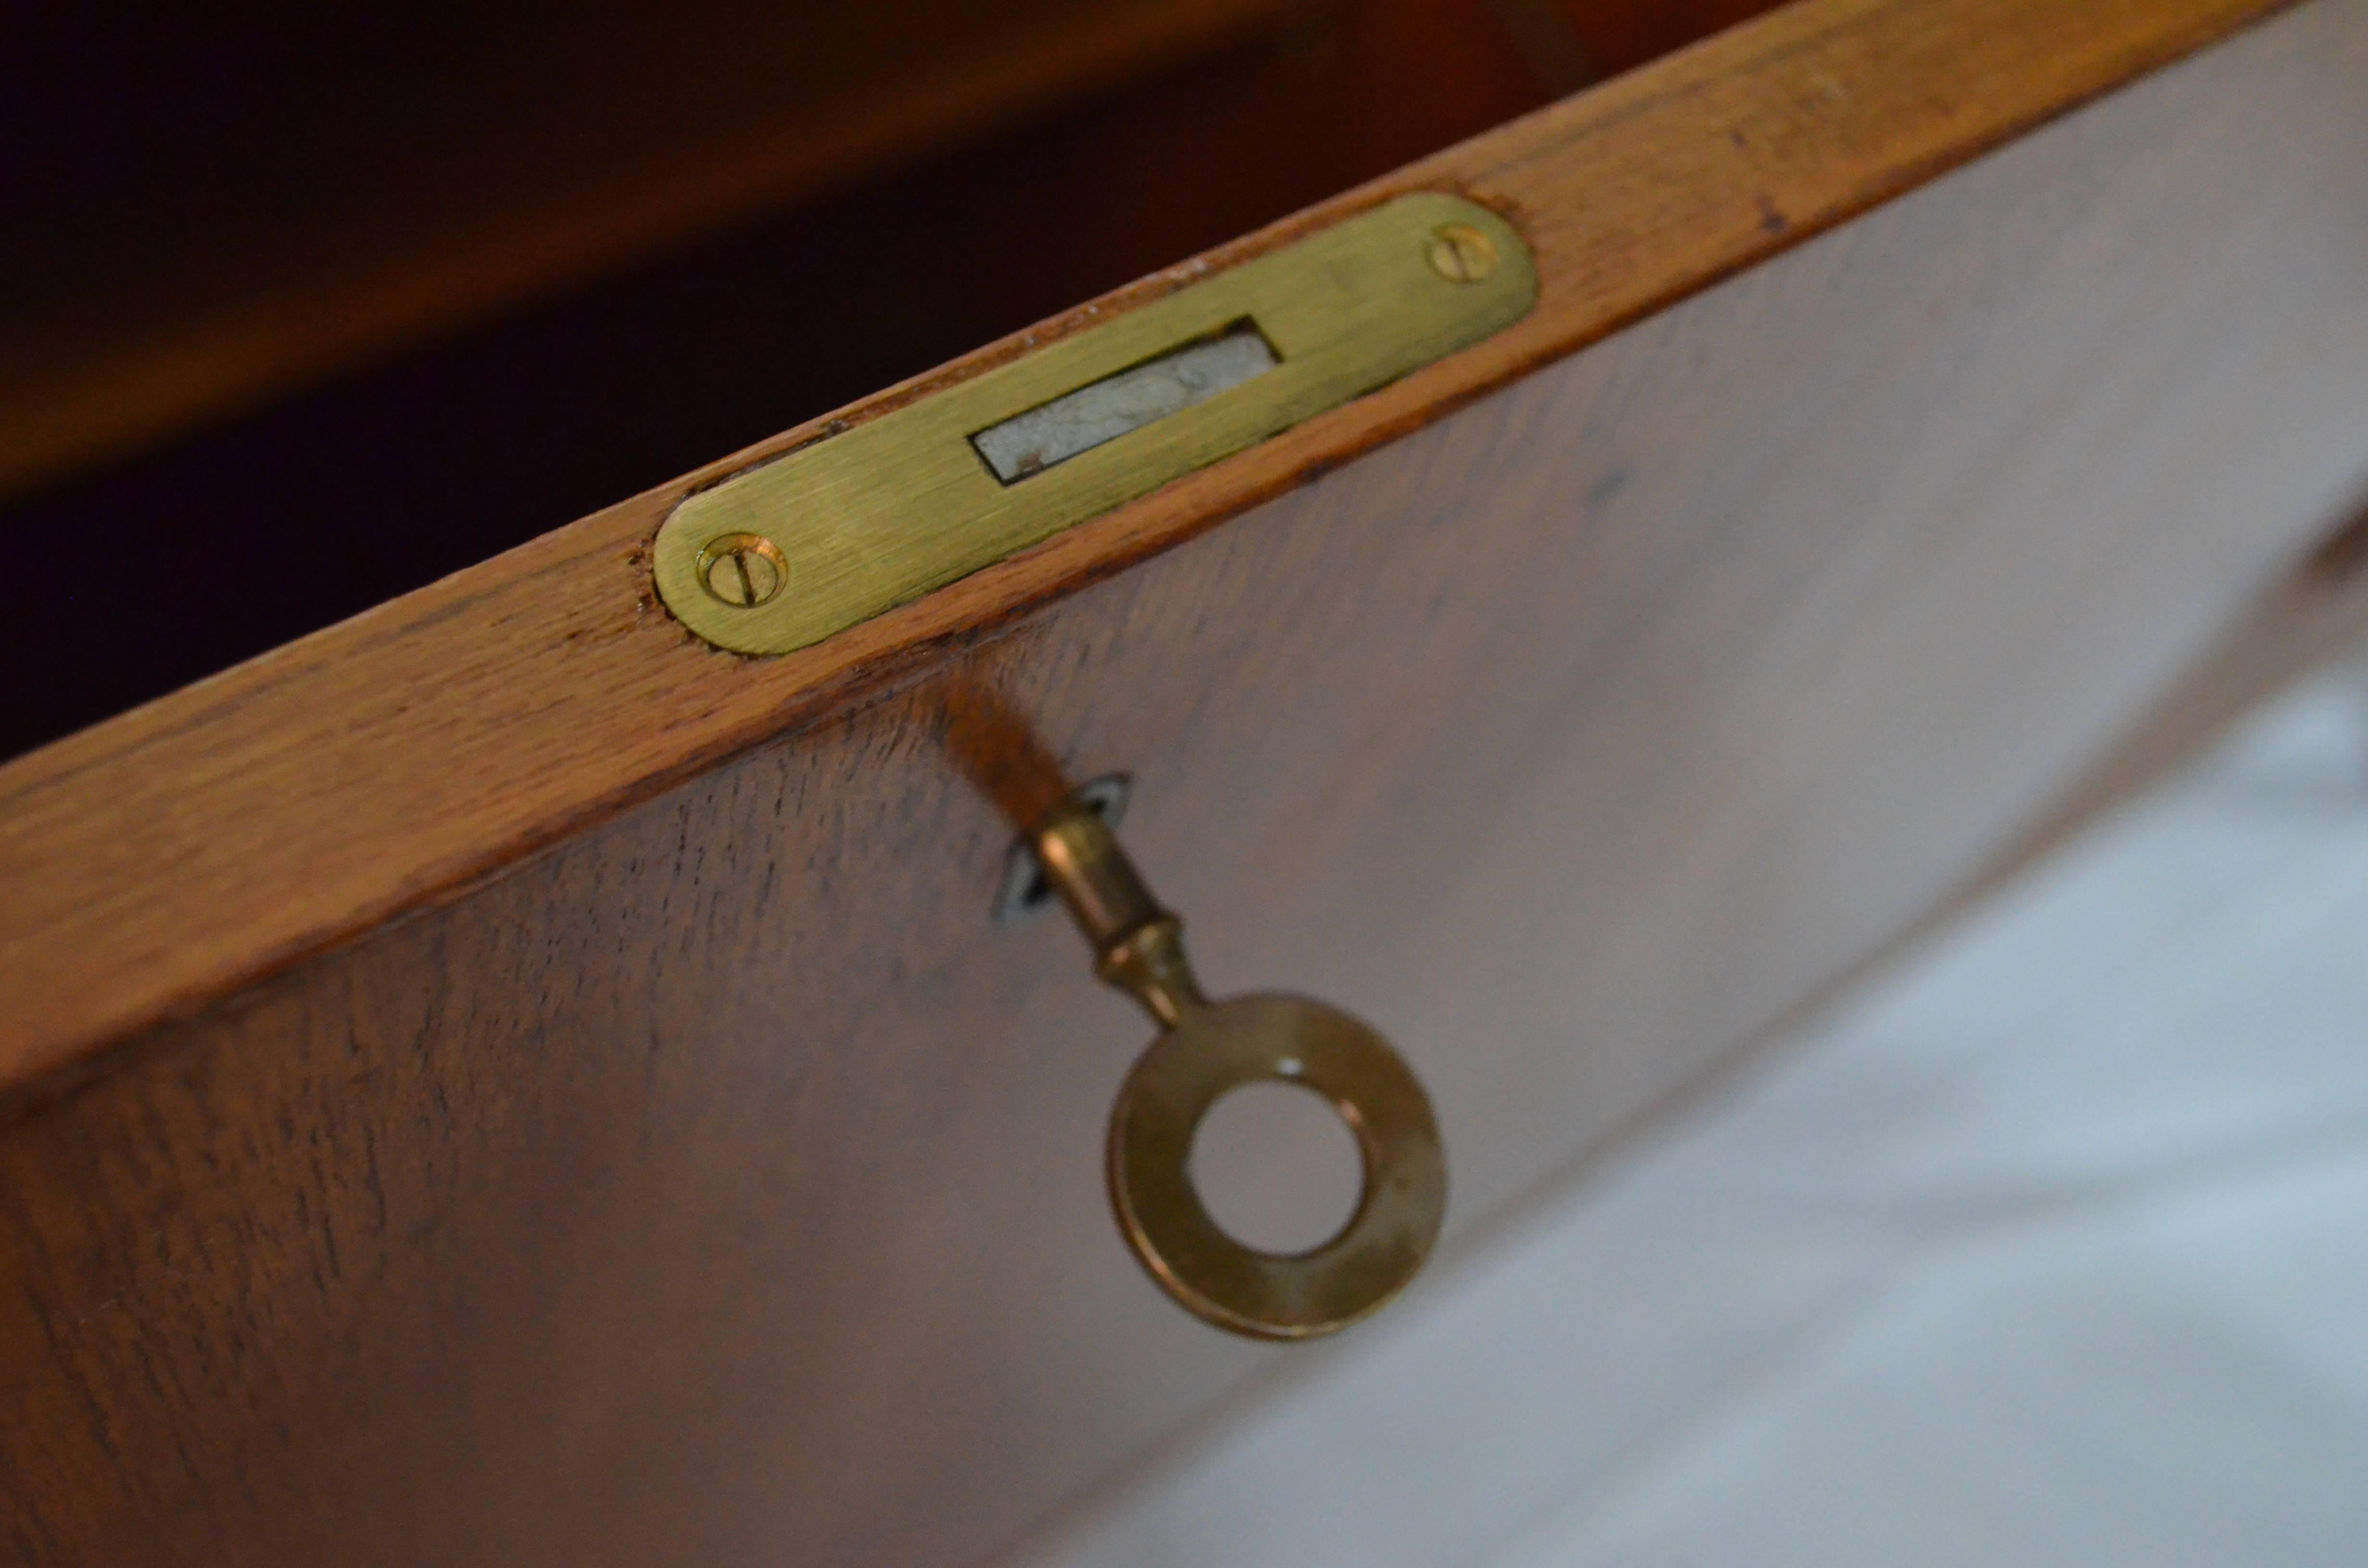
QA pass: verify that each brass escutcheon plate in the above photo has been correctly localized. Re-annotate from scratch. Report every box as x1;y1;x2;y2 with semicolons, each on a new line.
653;193;1535;655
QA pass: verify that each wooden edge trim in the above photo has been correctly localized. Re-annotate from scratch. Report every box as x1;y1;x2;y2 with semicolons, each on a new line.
0;0;2296;1095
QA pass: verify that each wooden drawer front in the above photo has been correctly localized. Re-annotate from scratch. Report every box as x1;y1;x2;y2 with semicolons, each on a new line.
6;1;2367;1562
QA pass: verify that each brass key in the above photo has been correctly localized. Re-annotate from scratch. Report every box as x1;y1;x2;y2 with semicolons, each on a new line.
1028;789;1446;1339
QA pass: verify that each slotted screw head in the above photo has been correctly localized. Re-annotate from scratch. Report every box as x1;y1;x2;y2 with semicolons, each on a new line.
697;533;788;608
1426;223;1500;283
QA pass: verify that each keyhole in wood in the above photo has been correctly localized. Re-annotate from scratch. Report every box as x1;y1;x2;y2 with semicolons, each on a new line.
1189;1080;1365;1256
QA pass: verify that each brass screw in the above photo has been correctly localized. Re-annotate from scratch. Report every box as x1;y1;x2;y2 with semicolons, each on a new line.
1426;223;1499;283
697;533;788;608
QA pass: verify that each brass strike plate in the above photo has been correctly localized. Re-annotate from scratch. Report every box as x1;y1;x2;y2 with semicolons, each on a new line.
653;193;1535;656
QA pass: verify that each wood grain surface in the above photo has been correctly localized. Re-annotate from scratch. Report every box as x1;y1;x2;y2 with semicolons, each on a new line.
0;0;2295;1095
7;1;2368;1561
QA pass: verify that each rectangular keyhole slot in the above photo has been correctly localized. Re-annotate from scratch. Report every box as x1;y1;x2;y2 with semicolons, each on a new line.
970;320;1278;484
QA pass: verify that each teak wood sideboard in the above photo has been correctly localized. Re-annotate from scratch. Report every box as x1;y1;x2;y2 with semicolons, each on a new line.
6;0;2368;1561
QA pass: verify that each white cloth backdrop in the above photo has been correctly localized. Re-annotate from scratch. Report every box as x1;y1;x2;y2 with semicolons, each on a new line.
1003;654;2368;1568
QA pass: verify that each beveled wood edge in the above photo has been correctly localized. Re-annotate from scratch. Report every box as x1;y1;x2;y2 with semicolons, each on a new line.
0;0;2295;1096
